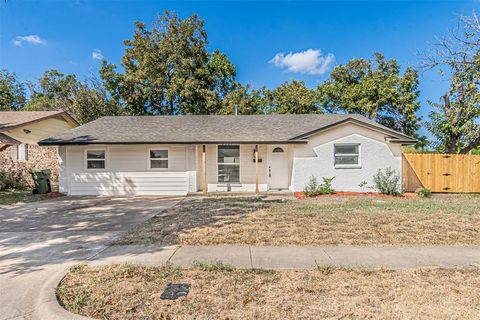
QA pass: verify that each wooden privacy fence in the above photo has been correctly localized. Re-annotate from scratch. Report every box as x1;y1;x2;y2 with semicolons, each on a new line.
403;153;480;193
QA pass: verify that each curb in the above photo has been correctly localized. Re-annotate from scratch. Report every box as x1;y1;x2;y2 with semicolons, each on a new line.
34;268;92;320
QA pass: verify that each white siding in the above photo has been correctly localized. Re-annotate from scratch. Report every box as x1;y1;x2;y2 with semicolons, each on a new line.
62;144;194;196
69;172;188;196
292;123;402;192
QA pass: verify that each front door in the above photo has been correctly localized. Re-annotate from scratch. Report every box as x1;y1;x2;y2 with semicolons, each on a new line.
268;146;289;189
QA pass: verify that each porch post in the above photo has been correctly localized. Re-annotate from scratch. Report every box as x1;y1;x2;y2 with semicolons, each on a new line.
255;144;259;193
202;145;207;194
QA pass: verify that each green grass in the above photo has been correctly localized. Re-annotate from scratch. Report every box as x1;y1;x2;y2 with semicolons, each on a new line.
192;260;234;272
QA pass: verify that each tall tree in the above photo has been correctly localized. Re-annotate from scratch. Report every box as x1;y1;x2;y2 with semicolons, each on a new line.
421;13;480;153
318;52;421;137
26;69;122;124
427;67;480;153
100;11;237;115
268;80;320;114
219;84;268;115
0;69;26;111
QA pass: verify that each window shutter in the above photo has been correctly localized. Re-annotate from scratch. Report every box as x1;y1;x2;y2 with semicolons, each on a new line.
10;145;18;161
24;144;29;161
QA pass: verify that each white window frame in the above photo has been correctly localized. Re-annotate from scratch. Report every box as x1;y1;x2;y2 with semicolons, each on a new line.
84;148;107;171
334;143;361;169
217;144;241;183
16;144;28;162
148;148;169;170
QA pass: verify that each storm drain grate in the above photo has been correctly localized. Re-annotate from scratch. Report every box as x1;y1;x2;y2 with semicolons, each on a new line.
160;283;191;300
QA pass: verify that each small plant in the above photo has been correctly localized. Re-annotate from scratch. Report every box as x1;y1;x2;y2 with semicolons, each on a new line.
303;175;335;197
319;176;335;194
0;169;26;191
416;187;432;198
373;167;401;196
192;260;233;272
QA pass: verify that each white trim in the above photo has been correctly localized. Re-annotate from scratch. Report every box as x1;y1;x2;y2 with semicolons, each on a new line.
217;144;240;183
334;143;361;169
147;147;169;170
84;148;107;171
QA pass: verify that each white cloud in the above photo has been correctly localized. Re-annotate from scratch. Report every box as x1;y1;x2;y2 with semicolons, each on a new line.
269;49;335;75
92;49;104;60
13;35;46;47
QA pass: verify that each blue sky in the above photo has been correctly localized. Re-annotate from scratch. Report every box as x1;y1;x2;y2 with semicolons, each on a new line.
1;0;478;129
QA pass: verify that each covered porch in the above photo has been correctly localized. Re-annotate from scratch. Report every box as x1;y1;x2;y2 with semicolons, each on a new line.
194;143;294;194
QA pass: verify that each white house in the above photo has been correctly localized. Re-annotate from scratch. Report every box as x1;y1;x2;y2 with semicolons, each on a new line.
39;114;416;196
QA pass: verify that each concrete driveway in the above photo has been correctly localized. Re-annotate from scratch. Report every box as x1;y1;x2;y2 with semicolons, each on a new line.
0;196;182;320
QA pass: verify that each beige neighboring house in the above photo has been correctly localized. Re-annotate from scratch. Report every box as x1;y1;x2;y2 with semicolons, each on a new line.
0;111;79;189
39;114;416;196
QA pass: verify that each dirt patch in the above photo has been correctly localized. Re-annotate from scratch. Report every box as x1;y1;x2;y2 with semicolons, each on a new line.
57;264;480;320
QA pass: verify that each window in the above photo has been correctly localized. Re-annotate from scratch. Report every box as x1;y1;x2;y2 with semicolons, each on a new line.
86;150;106;169
149;149;168;169
16;144;28;161
218;145;240;182
334;144;360;167
272;147;284;153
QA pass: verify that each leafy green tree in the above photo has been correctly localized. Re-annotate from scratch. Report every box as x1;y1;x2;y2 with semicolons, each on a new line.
318;52;421;136
268;80;320;114
426;65;480;154
0;70;26;111
421;13;480;154
26;69;122;124
100;11;237;115
219;84;268;115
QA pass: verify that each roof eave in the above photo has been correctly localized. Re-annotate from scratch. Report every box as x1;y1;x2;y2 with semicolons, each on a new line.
38;139;309;146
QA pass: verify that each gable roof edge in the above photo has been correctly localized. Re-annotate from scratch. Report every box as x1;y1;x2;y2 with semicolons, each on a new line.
288;117;417;143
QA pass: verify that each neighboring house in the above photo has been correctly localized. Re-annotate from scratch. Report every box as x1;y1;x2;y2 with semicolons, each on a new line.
0;111;79;189
39;114;416;196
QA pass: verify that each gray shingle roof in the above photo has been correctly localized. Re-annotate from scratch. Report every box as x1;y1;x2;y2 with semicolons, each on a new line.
38;114;416;145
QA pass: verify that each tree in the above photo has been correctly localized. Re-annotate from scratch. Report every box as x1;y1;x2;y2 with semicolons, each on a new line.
100;11;237;115
426;64;480;154
0;69;26;111
26;69;122;124
421;13;480;153
318;53;421;137
268;80;320;114
218;84;268;115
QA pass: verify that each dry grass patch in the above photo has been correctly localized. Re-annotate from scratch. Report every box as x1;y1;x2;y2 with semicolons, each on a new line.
115;194;480;246
115;197;267;245
180;195;480;246
57;264;480;320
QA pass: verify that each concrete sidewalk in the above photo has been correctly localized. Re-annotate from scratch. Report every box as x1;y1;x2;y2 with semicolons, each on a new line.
90;244;480;269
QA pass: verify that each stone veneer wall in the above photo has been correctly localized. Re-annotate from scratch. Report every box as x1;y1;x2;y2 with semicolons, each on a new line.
0;145;59;190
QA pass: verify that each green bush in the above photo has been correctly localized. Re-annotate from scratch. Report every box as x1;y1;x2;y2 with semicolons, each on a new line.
303;175;335;197
416;187;432;198
373;167;401;196
0;169;26;191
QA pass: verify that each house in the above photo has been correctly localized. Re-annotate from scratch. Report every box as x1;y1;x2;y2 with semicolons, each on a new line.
0;111;79;189
38;114;416;196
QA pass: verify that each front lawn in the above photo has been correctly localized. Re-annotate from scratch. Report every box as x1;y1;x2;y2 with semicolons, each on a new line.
57;264;480;320
117;195;480;246
0;190;52;206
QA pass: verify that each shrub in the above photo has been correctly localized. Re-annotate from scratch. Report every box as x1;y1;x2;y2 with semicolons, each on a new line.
416;187;432;198
0;169;27;191
373;167;401;195
303;175;335;197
